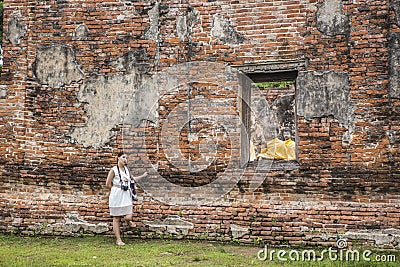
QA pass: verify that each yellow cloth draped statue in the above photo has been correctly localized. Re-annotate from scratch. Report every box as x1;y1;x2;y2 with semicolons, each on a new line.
256;138;296;161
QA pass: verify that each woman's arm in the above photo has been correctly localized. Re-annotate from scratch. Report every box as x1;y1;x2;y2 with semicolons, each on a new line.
106;169;115;189
132;171;148;183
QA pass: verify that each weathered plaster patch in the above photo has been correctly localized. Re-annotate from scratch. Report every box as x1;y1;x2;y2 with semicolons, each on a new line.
109;50;150;72
389;33;400;99
6;13;27;45
296;71;354;143
71;51;157;148
143;215;194;235
176;16;188;41
391;1;400;27
342;229;400;247
211;14;245;45
250;102;269;153
176;7;199;41
316;0;350;36
271;94;296;140
71;70;145;147
250;93;292;152
33;45;84;88
74;24;90;40
230;224;249;239
30;212;108;236
144;2;160;40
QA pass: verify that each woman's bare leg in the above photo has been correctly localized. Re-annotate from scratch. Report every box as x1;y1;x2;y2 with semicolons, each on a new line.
123;214;135;227
113;217;124;245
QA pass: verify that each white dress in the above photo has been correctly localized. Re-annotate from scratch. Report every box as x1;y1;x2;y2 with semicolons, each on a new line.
109;165;133;216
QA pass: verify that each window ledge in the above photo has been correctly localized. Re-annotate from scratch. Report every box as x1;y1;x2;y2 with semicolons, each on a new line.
247;160;299;171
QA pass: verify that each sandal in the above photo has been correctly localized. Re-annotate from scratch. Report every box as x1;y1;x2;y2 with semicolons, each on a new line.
128;221;136;228
116;241;125;246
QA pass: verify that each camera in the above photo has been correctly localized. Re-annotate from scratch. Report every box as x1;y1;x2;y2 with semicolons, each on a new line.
121;184;129;191
130;182;138;201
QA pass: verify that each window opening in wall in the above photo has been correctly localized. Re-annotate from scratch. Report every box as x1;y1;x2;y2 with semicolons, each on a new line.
247;71;298;163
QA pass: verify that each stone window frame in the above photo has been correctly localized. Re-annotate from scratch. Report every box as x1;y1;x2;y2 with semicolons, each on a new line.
234;59;305;169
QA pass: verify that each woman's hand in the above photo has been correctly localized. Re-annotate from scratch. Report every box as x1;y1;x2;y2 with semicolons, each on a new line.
134;171;149;182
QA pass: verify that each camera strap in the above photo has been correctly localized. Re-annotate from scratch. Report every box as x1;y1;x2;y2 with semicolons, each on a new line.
117;166;128;185
117;166;136;199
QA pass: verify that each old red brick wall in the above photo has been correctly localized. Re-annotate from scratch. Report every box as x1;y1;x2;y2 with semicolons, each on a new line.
0;0;399;247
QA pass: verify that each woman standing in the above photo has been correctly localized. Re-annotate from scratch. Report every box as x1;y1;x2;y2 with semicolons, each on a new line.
106;152;148;246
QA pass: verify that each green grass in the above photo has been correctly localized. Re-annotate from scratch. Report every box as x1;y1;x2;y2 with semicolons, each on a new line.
0;234;399;266
253;81;295;89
